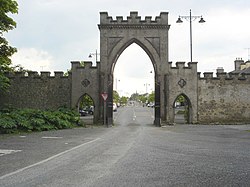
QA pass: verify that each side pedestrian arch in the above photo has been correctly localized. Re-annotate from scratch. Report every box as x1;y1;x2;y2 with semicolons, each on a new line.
173;93;192;124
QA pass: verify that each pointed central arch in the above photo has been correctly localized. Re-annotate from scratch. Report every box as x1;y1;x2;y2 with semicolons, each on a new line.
110;38;158;76
98;11;170;126
113;42;155;97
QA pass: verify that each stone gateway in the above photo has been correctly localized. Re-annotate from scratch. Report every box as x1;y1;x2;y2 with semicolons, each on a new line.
1;12;250;125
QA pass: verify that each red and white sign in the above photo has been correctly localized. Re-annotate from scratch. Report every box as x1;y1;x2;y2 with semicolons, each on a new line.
101;93;108;101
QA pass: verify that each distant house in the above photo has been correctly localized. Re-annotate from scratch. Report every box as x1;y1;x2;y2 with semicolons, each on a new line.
230;59;250;74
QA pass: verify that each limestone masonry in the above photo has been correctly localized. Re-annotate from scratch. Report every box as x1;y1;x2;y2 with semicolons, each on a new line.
1;12;250;125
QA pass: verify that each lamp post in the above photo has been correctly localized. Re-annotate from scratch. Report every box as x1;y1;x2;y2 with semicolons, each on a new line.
176;9;205;63
115;78;120;91
144;83;150;94
88;49;100;63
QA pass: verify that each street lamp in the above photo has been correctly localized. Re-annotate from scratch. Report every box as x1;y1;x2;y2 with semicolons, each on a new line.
176;9;205;63
88;49;100;63
144;83;150;94
115;78;120;91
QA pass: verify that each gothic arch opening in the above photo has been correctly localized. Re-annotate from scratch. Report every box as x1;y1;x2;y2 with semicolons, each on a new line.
173;94;192;124
77;93;95;125
110;38;158;75
112;42;155;125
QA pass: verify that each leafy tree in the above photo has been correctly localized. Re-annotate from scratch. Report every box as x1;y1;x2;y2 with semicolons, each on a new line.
148;91;155;103
0;0;18;92
138;94;147;103
113;90;120;103
79;94;94;109
120;96;128;105
130;92;139;101
11;64;29;72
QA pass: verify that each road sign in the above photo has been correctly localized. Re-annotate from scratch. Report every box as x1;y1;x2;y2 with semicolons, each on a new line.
101;93;108;101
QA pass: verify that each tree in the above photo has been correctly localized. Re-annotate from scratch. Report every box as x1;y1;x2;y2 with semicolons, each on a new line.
130;92;139;101
148;91;155;103
113;90;120;103
138;94;147;103
79;94;93;109
0;0;18;92
120;96;128;105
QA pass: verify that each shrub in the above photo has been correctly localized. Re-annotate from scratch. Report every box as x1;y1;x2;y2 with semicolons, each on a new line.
0;107;81;134
0;113;17;133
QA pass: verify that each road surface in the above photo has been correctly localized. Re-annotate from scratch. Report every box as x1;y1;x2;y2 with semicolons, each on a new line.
0;105;250;186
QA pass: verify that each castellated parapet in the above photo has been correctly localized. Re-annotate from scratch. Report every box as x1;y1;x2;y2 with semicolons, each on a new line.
168;61;250;83
71;61;100;70
169;61;198;70
99;11;169;29
4;71;70;79
168;60;250;82
198;71;250;82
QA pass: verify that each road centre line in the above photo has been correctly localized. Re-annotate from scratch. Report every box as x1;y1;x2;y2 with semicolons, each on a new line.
0;138;101;180
42;136;63;139
133;107;136;120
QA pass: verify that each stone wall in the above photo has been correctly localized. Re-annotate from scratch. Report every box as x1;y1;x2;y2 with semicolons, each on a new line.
0;71;71;110
198;72;250;124
1;60;250;124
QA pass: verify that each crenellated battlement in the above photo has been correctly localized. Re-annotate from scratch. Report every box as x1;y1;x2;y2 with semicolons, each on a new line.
4;71;69;79
99;11;169;29
71;61;99;70
169;61;198;70
198;71;250;81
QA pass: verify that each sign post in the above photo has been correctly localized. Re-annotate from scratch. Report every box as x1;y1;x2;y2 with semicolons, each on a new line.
101;93;108;127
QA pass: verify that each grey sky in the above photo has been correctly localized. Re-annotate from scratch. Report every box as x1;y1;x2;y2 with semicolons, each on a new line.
6;0;250;96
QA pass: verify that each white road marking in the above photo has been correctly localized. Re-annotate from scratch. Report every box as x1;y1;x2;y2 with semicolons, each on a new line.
41;136;63;139
0;138;101;180
0;149;22;157
19;136;26;138
133;107;136;121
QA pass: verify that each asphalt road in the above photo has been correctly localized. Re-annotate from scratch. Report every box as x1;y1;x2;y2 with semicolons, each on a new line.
0;105;250;186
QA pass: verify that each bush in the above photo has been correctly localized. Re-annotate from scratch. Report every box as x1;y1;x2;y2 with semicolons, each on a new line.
0;107;81;134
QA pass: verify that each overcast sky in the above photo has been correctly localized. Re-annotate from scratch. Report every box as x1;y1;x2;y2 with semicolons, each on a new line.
6;0;250;96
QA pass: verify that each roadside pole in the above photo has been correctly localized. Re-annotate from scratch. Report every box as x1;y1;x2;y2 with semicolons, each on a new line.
101;92;108;127
104;100;107;127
